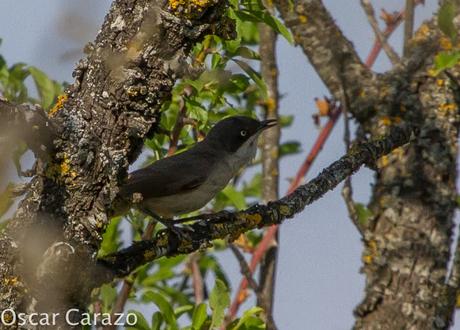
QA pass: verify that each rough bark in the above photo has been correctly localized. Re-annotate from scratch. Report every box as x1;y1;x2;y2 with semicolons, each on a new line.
0;0;234;326
257;20;280;330
275;0;460;328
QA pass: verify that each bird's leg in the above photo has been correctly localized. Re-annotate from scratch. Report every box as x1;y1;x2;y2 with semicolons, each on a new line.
138;206;194;239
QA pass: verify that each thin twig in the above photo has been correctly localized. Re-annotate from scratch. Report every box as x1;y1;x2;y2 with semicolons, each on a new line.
403;0;415;57
229;244;260;293
341;104;362;235
361;0;400;65
228;244;278;329
190;253;204;304
167;85;193;156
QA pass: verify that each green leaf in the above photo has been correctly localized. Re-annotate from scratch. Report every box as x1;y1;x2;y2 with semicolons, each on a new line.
29;66;57;109
229;74;250;92
186;98;209;129
279;114;294;127
211;53;223;69
229;307;264;330
143;291;178;330
125;310;150;330
234;10;294;44
141;268;175;286
192;303;208;330
434;51;460;74
98;217;122;257
7;63;29;102
240;0;265;12
221;185;247;209
0;183;14;218
233;46;260;60
209;279;230;329
355;203;373;226
280;141;301;157
100;284;117;312
174;304;194;318
438;1;457;41
151;312;163;330
232;58;267;99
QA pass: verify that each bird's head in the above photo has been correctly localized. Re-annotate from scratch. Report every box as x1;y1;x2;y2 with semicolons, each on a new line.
205;116;277;153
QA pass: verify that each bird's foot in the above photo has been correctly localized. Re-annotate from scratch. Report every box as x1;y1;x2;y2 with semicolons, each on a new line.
161;222;195;241
138;206;196;240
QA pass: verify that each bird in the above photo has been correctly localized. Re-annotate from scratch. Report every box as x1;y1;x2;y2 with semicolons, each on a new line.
114;115;277;233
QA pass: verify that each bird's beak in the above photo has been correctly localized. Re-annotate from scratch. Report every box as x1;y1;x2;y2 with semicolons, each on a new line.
258;119;277;132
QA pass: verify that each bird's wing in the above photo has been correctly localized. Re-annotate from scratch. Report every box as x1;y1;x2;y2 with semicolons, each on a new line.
120;148;216;199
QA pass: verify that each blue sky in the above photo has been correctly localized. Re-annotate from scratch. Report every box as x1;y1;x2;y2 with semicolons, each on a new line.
2;1;457;329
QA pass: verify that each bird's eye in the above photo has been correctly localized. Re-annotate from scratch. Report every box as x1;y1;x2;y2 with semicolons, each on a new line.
240;130;247;137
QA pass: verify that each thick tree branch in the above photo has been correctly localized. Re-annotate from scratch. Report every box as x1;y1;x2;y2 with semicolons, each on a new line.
93;123;414;286
0;0;234;321
275;0;377;119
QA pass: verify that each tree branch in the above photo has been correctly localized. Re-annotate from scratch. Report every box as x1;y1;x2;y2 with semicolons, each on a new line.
229;244;260;294
93;123;415;286
275;0;377;119
360;0;400;65
403;0;416;57
256;14;280;330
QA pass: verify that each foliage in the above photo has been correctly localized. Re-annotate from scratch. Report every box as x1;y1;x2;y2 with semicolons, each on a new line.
434;1;460;75
0;0;299;327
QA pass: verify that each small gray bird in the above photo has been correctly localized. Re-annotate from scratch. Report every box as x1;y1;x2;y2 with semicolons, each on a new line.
115;116;276;231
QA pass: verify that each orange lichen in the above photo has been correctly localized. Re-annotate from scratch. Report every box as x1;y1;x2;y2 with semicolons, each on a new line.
3;276;19;286
391;147;405;158
299;15;307;24
46;154;78;180
378;116;392;127
265;97;276;112
413;24;430;42
362;240;378;264
377;155;389;168
440;36;453;51
241;213;263;225
169;0;211;13
49;94;68;117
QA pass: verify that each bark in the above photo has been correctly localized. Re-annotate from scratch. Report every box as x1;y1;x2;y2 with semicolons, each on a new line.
274;0;460;328
0;0;233;326
257;20;280;330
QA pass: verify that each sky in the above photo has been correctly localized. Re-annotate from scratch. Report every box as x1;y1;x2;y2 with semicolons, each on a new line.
1;1;458;329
